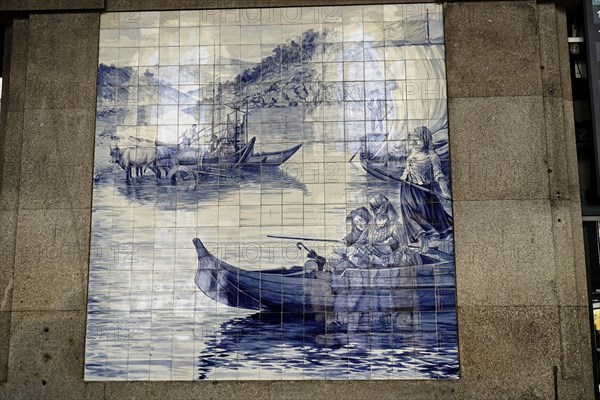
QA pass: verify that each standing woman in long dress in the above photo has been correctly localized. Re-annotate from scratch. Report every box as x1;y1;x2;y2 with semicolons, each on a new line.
400;126;453;253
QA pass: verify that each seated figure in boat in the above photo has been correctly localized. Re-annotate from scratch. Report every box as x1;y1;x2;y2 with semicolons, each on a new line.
342;206;371;246
332;206;372;268
342;195;422;268
399;126;453;253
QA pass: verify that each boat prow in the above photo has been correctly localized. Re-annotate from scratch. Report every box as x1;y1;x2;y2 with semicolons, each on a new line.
277;143;302;164
235;136;256;167
193;237;208;257
192;237;332;313
360;152;406;183
245;143;302;166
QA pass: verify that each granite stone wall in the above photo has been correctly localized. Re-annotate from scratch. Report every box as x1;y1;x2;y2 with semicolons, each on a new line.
0;0;594;398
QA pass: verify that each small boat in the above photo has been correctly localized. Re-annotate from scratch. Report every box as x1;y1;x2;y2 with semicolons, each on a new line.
245;144;302;166
193;238;456;315
360;151;406;183
244;143;303;166
357;131;451;185
356;133;408;183
193;137;255;169
215;109;302;167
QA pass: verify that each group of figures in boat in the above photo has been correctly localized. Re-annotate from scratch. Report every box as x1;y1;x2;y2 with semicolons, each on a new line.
193;124;454;319
193;193;454;320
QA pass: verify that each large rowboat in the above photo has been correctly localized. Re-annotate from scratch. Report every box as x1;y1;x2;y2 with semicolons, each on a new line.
193;238;456;315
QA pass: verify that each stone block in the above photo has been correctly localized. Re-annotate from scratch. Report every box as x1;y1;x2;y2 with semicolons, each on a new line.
25;13;99;110
25;78;98;111
569;201;589;306
12;209;90;311
0;0;105;10
26;13;97;77
268;382;327;400
103;0;427;12
0;211;17;313
0;311;11;382
23;13;97;110
444;1;542;98
0;160;21;212
448;96;549;201
550;200;588;307
536;3;566;100
562;100;582;201
455;306;560;399
3;311;104;400
556;380;595;400
557;306;594;382
75;380;454;400
104;382;270;400
0;111;24;211
270;381;456;400
105;0;217;10
453;200;557;307
542;96;573;202
19;108;95;210
1;112;24;168
535;7;580;203
555;8;573;101
5;19;29;113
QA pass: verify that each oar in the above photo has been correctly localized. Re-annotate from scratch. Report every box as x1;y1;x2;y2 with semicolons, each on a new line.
393;176;451;201
349;132;390;163
267;234;340;243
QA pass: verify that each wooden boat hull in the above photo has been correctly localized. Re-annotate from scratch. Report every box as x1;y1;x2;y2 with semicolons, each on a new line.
245;143;302;166
193;238;456;314
360;152;406;183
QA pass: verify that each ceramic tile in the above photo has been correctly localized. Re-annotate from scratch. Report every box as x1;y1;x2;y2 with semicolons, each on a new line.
99;47;119;66
99;28;119;48
180;11;200;28
88;4;457;381
159;11;180;28
120;29;140;48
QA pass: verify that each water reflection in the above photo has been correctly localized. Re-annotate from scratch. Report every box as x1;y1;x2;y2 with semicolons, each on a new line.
197;311;459;380
97;166;309;210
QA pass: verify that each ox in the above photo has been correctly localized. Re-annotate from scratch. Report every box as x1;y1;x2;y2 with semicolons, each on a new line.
109;142;161;180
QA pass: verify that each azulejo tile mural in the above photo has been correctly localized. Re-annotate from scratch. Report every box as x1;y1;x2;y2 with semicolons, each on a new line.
85;5;458;380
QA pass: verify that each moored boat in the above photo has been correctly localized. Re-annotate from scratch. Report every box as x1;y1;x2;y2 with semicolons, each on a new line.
193;238;456;315
227;108;302;167
245;143;303;166
155;136;256;169
357;130;451;186
359;151;406;183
